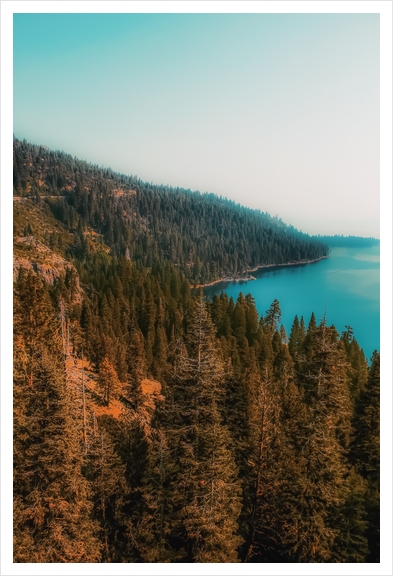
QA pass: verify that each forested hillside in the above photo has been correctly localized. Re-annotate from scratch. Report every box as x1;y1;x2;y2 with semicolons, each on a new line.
13;139;379;563
312;234;380;248
13;138;328;284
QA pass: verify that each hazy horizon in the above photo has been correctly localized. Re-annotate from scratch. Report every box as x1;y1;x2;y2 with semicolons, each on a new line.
12;133;379;241
14;13;380;238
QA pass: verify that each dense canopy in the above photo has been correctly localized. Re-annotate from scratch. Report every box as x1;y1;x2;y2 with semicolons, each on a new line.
13;139;379;563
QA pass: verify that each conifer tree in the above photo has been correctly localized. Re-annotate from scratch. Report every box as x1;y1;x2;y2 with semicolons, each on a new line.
167;296;243;562
137;428;176;562
299;316;306;345
152;325;169;379
14;269;56;386
288;315;303;359
86;425;130;562
116;408;151;561
14;273;102;562
330;468;369;562
264;299;282;333
126;326;147;406
294;321;352;562
339;326;367;403
244;293;259;345
302;311;317;360
98;356;122;406
244;359;304;562
351;350;380;562
253;318;274;369
352;351;380;482
232;293;247;345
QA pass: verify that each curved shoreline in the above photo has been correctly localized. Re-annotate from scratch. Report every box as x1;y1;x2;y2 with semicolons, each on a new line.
194;255;328;289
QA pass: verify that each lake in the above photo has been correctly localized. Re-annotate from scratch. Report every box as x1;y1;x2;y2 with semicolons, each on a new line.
204;245;380;361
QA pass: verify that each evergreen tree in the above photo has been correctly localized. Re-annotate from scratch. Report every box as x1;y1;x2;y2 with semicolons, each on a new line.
351;351;380;562
86;425;130;562
98;356;122;406
294;321;352;562
115;408;151;561
167;296;243;562
137;428;177;562
126;327;147;406
302;311;317;360
330;468;369;562
341;326;369;401
244;293;259;345
14;272;102;562
264;299;282;333
244;360;304;562
352;351;380;483
288;315;300;358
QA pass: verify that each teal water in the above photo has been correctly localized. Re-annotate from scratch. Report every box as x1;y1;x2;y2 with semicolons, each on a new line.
204;246;380;361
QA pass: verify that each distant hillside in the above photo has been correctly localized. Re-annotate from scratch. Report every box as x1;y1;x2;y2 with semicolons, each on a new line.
312;235;380;249
13;138;328;284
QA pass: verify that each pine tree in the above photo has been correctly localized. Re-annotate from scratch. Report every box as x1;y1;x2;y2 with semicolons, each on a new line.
116;407;151;561
86;424;130;562
264;299;282;333
293;321;352;562
352;351;380;483
232;293;247;345
167;296;243;562
126;326;147;407
351;351;380;562
244;293;259;345
244;360;304;562
184;404;243;563
14;271;103;562
14;318;102;561
330;468;369;562
137;427;177;562
98;356;123;406
341;326;369;401
302;311;317;360
288;314;305;359
13;269;57;387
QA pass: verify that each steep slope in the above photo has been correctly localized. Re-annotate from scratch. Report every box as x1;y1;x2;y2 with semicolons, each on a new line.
13;138;328;284
13;198;110;297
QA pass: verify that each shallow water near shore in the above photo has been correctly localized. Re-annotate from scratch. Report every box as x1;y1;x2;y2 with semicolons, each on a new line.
204;246;380;361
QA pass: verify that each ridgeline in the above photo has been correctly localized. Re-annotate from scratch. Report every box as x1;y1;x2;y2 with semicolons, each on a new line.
13;138;328;285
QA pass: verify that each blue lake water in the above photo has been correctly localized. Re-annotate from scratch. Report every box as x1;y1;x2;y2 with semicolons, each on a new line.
204;246;380;361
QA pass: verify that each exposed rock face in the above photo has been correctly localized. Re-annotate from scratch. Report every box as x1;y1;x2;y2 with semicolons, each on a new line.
13;236;82;303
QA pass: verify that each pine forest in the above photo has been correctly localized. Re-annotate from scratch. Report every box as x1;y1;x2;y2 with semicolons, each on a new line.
13;139;380;563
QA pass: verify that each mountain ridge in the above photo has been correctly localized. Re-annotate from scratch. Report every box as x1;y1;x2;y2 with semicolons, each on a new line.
13;137;328;285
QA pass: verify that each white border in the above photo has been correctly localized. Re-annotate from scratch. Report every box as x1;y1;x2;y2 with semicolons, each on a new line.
1;2;392;576
4;0;393;15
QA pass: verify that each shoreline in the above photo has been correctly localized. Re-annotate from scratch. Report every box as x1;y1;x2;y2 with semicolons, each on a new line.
194;255;328;289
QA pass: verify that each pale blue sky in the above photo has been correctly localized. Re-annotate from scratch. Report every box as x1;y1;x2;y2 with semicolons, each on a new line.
14;13;380;237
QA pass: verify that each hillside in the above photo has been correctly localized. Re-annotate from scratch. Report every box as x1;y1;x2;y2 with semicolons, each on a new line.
312;234;380;248
13;138;379;564
13;138;328;284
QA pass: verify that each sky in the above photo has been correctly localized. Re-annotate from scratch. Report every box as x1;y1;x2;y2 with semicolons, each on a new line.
13;13;380;238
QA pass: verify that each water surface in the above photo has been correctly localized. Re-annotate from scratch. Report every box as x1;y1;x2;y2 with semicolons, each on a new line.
204;246;380;361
